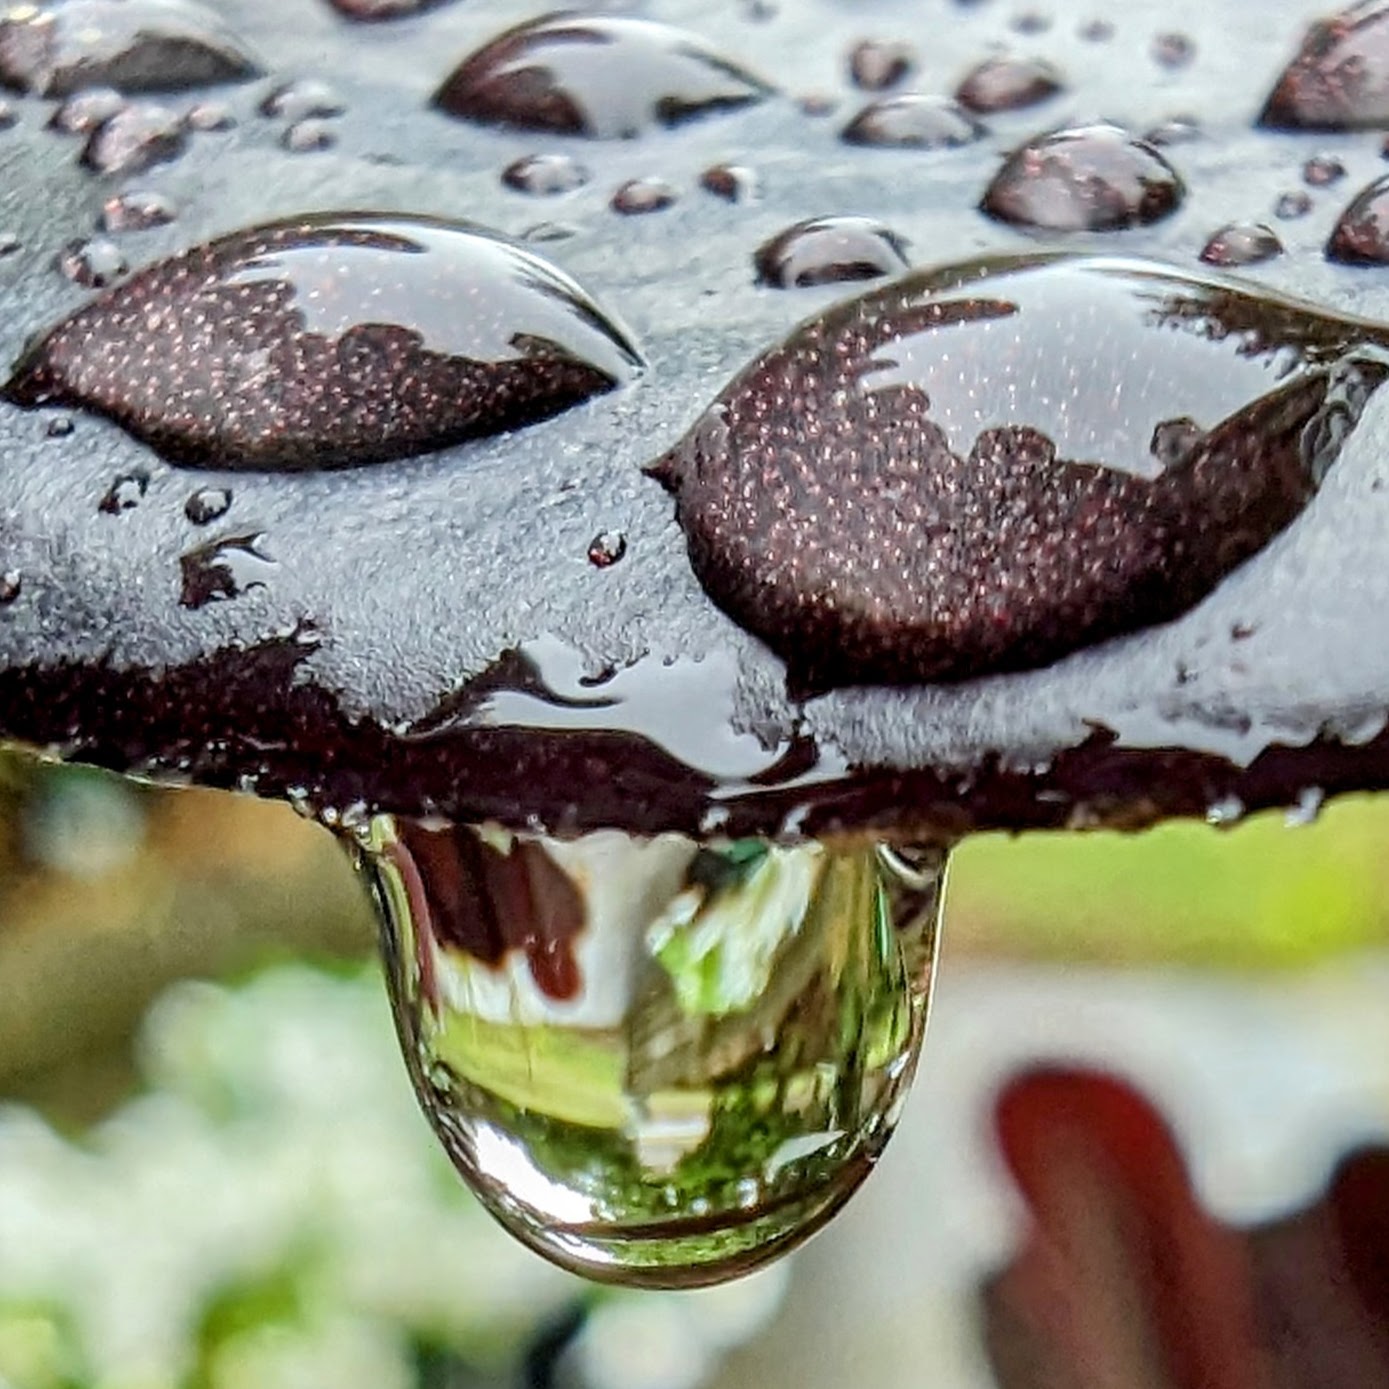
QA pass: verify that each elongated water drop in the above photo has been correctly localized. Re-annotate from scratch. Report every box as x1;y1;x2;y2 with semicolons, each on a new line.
361;817;946;1288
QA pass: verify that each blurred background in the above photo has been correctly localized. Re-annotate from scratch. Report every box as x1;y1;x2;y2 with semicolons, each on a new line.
4;746;1389;1389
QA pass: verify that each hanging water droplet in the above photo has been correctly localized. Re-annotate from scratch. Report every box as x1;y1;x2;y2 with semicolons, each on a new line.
98;469;148;513
0;569;20;605
754;216;909;289
184;486;232;524
1261;1;1389;131
432;15;774;139
179;531;276;607
100;188;177;233
48;86;127;135
1200;222;1283;268
840;96;985;151
648;253;1389;691
847;38;916;93
955;55;1064;114
81;100;186;175
4;212;643;470
0;0;263;98
982;123;1185;232
361;816;947;1287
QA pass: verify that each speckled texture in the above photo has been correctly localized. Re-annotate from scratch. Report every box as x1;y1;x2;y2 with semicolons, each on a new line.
2;0;1389;841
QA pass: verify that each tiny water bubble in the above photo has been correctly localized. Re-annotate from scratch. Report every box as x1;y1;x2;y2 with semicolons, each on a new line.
359;817;947;1287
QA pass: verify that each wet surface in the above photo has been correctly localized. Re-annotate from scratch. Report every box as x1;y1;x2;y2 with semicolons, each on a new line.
3;0;1389;842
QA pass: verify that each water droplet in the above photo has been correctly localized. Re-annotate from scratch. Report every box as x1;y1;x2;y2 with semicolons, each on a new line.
502;153;590;196
0;97;16;128
523;220;580;244
363;816;946;1287
648;253;1389;690
840;95;985;150
1200;222;1284;268
1143;115;1201;146
0;569;20;604
1012;11;1052;35
611;177;678;215
326;0;456;17
44;413;72;438
1304;153;1348;187
1079;17;1115;42
48;86;126;135
847;38;916;92
754;216;909;289
0;0;263;97
1151;31;1196;69
185;99;234;131
1328;175;1389;261
55;235;126;287
983;124;1184;232
179;531;276;607
1285;785;1325;826
82;100;185;174
955;56;1064;113
587;530;627;567
0;230;18;257
281;116;336;152
260;78;344;122
98;469;148;513
1206;794;1245;827
433;15;774;139
184;485;231;524
5;212;643;470
100;188;177;232
699;163;759;203
1275;188;1314;220
1261;1;1389;130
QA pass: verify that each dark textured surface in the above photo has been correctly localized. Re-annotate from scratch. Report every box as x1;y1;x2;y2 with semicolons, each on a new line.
2;0;1389;842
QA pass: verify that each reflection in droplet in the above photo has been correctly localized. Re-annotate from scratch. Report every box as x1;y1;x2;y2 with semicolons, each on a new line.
1200;222;1283;268
0;0;262;97
840;95;985;150
433;15;774;139
363;816;946;1287
587;530;627;567
5;213;643;470
179;531;276;607
754;217;909;289
982;123;1184;232
44;414;73;438
649;253;1389;691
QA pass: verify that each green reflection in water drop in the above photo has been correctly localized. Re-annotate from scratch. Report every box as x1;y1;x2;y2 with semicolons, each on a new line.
361;819;947;1289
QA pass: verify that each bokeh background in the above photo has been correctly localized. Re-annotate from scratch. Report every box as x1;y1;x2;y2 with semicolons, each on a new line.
4;747;1389;1388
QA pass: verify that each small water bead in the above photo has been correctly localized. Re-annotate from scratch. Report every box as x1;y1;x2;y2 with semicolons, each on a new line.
185;100;234;131
100;189;177;233
0;231;18;257
44;414;73;438
55;235;126;287
0;98;15;128
1143;115;1201;146
1305;153;1348;187
260;79;344;122
1151;32;1196;69
1011;11;1052;35
4;213;643;470
281;118;336;152
0;0;262;97
503;153;590;196
363;817;947;1287
1200;223;1284;268
649;253;1389;691
611;178;678;215
847;38;916;93
185;487;231;524
1261;1;1389;130
955;56;1064;114
432;15;774;139
699;164;759;203
179;531;276;607
1079;18;1115;42
982;123;1185;232
523;221;580;243
840;96;985;151
0;570;19;605
97;470;148;514
48;86;126;135
82;101;186;175
1275;189;1314;220
587;530;627;567
754;217;909;289
1328;175;1389;262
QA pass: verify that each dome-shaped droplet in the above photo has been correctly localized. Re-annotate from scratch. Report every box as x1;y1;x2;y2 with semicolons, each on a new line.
81;101;186;175
1328;174;1389;262
101;189;178;233
955;55;1064;114
1151;31;1196;69
364;816;946;1288
587;529;627;567
1200;222;1284;267
699;163;759;202
754;217;910;289
55;235;126;287
1305;152;1348;186
982;123;1184;232
184;485;231;524
502;152;590;196
840;95;985;150
432;15;775;139
48;86;126;135
0;0;262;98
259;78;344;122
648;254;1389;691
98;469;148;514
326;0;457;18
847;38;916;92
281;117;336;152
0;569;19;605
3;213;644;470
611;177;678;215
1275;188;1314;219
1261;1;1389;130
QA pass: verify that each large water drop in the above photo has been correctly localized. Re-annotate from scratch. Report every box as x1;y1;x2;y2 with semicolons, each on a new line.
362;817;946;1288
